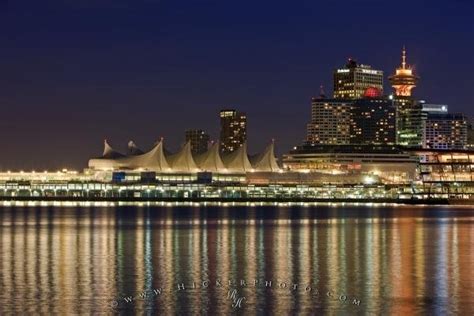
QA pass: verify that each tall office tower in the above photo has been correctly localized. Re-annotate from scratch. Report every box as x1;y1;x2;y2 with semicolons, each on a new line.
219;109;247;154
306;97;354;145
185;129;210;154
394;97;426;147
351;90;396;145
389;47;424;147
422;108;467;150
333;59;384;99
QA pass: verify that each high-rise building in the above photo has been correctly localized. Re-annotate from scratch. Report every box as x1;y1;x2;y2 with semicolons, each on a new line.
389;48;424;147
424;113;467;150
306;97;353;145
219;109;247;154
351;96;396;145
394;97;426;147
333;59;384;99
307;88;397;146
421;102;469;149
185;129;210;154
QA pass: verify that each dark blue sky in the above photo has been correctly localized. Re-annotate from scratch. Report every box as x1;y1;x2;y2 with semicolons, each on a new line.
0;0;473;170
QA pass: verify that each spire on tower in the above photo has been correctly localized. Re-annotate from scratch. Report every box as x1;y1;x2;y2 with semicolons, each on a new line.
402;46;407;69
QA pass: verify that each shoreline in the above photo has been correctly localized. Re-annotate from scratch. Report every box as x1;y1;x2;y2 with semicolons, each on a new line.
0;196;460;205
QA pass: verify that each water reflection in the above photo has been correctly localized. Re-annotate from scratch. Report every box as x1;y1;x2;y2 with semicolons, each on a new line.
0;205;473;314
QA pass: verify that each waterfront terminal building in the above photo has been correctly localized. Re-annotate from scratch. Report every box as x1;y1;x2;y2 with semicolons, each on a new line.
0;49;472;203
281;144;418;184
0;137;472;202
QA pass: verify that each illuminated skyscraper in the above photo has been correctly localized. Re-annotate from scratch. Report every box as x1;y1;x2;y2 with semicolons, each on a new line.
333;59;384;99
424;113;467;150
351;95;396;145
422;106;467;150
390;47;424;147
219;109;247;154
185;129;210;154
393;97;425;147
306;97;353;144
307;89;396;146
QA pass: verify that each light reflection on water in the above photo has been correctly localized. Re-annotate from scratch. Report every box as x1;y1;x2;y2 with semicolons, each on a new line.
0;205;473;314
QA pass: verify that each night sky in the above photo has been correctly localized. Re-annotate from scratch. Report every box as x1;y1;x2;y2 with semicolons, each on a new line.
1;0;473;170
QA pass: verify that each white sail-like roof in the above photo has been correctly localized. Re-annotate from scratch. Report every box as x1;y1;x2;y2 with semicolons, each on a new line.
88;139;282;174
167;141;199;173
89;140;171;172
249;141;281;172
102;139;125;159
119;140;170;171
127;141;144;155
88;140;125;170
222;142;253;173
194;142;226;172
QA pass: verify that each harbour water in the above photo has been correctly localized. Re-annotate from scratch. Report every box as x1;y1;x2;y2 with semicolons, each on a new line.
0;203;473;314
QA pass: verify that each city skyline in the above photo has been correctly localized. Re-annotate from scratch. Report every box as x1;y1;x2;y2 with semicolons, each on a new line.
1;2;473;315
0;0;473;170
0;48;471;170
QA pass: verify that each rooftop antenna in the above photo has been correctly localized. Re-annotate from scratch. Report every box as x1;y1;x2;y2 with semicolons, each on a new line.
319;85;326;98
402;45;407;69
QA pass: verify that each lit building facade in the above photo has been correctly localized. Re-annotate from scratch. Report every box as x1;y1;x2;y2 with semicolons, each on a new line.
333;59;384;99
306;98;353;145
394;97;426;147
307;92;396;146
389;48;425;147
424;113;467;150
219;109;247;154
185;129;210;154
351;96;396;145
282;144;418;183
410;148;474;200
